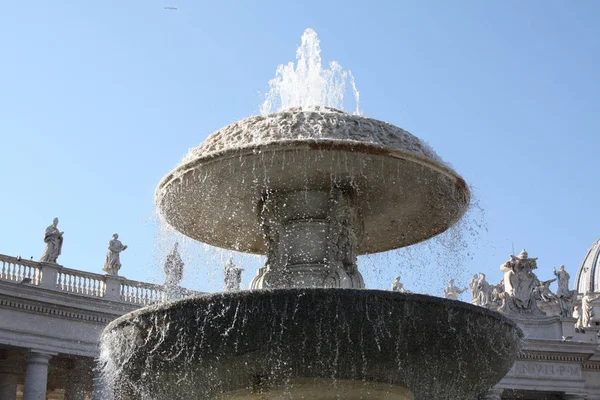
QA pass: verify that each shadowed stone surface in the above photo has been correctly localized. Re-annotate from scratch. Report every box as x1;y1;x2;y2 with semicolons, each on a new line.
155;108;470;255
102;289;522;400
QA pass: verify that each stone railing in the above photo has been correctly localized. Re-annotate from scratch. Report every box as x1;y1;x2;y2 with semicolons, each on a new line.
0;255;41;285
0;254;203;305
120;279;164;305
57;267;106;297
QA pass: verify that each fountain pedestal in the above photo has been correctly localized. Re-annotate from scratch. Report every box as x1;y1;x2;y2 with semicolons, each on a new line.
251;188;364;289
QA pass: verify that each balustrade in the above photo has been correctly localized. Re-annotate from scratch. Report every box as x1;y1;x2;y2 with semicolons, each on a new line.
0;255;41;285
120;280;165;305
0;253;203;304
57;268;105;297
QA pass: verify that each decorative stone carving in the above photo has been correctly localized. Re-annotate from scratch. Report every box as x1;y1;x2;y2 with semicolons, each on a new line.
471;273;492;307
164;243;184;299
391;276;410;293
224;257;243;292
443;279;467;300
490;279;505;306
328;187;364;288
577;291;600;330
533;277;556;303
477;273;492;307
469;274;479;303
250;188;364;289
554;265;577;318
498;249;546;317
40;217;64;264
103;234;127;276
251;191;286;288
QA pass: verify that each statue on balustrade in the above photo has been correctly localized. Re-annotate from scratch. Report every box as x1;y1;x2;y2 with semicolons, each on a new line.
498;249;546;317
103;234;127;276
554;265;577;318
577;291;600;331
224;256;243;291
476;273;492;307
40;217;64;264
470;273;492;307
391;276;411;293
164;243;184;299
532;277;556;303
443;279;467;300
469;274;479;303
490;279;505;306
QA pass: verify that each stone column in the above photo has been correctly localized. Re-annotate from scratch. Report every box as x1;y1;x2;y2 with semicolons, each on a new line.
0;370;18;400
22;351;52;400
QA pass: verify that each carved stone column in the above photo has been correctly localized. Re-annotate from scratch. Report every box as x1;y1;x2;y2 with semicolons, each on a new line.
251;188;364;289
23;351;52;400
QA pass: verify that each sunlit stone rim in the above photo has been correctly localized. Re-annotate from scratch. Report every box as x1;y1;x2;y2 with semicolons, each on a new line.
183;107;442;164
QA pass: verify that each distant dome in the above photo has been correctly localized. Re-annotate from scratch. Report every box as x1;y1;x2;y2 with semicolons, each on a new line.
575;237;600;294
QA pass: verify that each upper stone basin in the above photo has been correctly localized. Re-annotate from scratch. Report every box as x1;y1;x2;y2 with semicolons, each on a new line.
155;107;470;254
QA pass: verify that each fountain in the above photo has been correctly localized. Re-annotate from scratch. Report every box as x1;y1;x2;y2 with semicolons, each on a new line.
100;29;522;399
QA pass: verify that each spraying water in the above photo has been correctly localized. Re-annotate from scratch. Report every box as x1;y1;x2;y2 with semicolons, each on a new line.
101;27;523;400
260;29;360;115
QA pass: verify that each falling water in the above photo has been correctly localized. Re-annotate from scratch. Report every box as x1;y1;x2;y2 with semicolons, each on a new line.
260;29;360;115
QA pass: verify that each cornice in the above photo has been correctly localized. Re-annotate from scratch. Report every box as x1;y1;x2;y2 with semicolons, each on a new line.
0;294;123;325
0;279;138;315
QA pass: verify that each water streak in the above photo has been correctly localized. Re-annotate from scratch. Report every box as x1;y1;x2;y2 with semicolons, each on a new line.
260;29;360;115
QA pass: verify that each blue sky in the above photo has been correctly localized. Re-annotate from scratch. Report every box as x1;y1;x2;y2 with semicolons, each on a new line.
1;1;598;296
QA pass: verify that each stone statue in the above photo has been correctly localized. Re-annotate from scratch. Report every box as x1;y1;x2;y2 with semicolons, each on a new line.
533;278;556;303
554;265;577;318
164;243;184;298
476;273;492;307
469;274;479;304
40;217;64;264
577;291;600;330
443;279;467;300
391;276;411;293
224;257;243;291
498;249;545;317
103;234;127;276
490;279;505;306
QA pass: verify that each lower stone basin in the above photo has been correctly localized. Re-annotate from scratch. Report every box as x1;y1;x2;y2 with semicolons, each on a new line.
101;289;522;400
